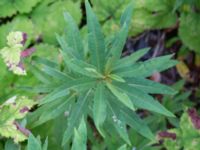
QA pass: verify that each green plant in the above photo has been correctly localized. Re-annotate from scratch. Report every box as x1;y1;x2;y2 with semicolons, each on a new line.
91;0;177;36
26;0;178;148
91;0;200;53
159;108;200;150
145;80;192;131
0;96;35;143
0;0;82;103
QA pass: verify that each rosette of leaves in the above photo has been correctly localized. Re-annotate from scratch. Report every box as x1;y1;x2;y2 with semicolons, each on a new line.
28;0;177;148
91;0;177;36
0;96;35;143
160;108;200;150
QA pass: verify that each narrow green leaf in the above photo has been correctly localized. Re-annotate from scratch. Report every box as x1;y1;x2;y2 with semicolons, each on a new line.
93;83;107;137
120;110;155;140
113;120;131;145
5;140;19;150
61;51;103;78
113;47;150;71
33;95;74;127
64;12;84;59
27;134;41;150
106;23;129;72
56;34;77;58
62;90;91;146
118;144;127;150
120;1;134;27
42;137;48;150
108;74;126;83
29;65;52;84
115;55;178;78
39;78;96;105
106;83;135;111
32;56;59;68
85;0;106;72
107;95;154;140
127;77;177;95
42;65;75;81
72;118;87;150
115;82;175;117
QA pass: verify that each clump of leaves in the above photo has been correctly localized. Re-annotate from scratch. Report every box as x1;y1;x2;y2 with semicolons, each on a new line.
145;80;192;131
26;134;48;150
159;108;200;150
0;0;41;18
0;31;27;75
91;0;177;36
29;0;177;148
0;96;35;143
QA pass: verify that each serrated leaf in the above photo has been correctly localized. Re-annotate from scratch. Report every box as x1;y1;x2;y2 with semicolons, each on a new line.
0;96;35;143
179;13;200;53
31;0;82;44
0;0;41;18
93;83;107;137
85;0;106;72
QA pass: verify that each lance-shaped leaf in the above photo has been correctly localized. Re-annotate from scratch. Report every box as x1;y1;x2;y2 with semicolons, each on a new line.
27;134;48;150
120;1;134;27
127;77;177;95
105;1;134;71
106;23;129;72
93;83;107;137
0;96;35;143
107;95;154;140
114;55;177;78
118;144;127;150
32;95;75;127
62;90;91;146
64;12;84;59
106;83;135;111
71;118;87;150
39;78;96;105
85;0;106;72
114;82;174;117
61;51;103;78
113;118;131;145
113;47;150;71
